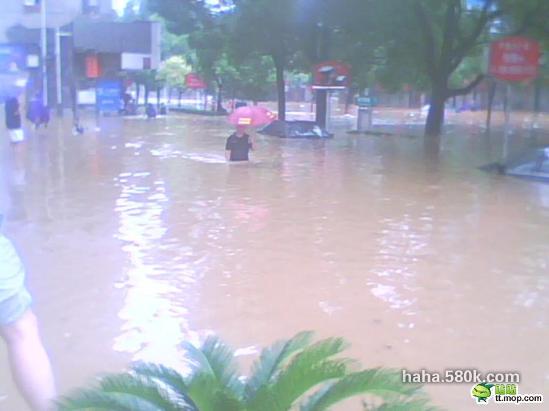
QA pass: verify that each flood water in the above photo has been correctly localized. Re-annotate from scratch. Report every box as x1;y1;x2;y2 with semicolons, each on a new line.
1;114;548;410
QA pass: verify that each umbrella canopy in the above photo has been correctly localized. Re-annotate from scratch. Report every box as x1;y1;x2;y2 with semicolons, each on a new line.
228;106;276;126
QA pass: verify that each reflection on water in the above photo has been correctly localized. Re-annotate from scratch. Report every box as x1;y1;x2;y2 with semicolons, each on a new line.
0;115;548;410
113;171;199;369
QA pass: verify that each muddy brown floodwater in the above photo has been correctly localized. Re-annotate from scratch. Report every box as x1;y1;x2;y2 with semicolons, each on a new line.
1;114;548;410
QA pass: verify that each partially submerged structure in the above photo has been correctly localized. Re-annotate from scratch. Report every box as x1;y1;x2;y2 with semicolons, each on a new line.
504;147;549;182
260;120;333;139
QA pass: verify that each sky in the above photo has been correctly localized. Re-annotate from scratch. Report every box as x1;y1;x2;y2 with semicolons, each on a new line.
113;0;128;14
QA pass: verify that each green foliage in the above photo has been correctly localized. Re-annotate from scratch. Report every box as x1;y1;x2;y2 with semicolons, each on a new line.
245;331;314;400
149;0;548;132
222;54;276;102
157;56;192;90
147;0;208;35
302;369;424;411
58;332;435;411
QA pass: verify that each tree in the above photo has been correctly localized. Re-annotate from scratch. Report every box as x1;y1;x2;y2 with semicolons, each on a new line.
149;0;234;112
157;56;192;104
120;0;150;21
236;56;276;104
129;70;160;105
222;54;276;104
230;0;301;121
188;26;229;112
58;332;436;411
324;0;547;142
149;0;319;119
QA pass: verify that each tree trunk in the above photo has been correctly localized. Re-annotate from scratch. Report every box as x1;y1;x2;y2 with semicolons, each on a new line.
485;80;497;130
216;79;224;113
534;77;542;114
503;84;511;125
136;83;141;106
156;87;161;109
144;85;150;105
425;85;446;138
273;57;286;121
178;89;182;107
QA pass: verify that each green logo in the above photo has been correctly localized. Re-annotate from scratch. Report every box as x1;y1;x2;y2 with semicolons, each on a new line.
471;383;543;405
471;383;494;403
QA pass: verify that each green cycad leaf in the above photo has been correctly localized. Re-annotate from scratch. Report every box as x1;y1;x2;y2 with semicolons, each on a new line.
249;338;350;411
182;336;242;395
301;369;424;411
131;362;189;396
57;389;159;411
186;373;243;411
99;373;196;411
246;331;314;400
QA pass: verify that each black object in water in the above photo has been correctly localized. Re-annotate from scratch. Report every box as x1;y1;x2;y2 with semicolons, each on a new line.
260;120;333;139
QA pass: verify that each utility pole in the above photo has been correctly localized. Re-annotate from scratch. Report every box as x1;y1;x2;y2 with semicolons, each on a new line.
55;27;62;115
56;30;72;116
41;0;48;105
315;18;330;129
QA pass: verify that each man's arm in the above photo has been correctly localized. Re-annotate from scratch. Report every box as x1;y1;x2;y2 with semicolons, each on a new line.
225;150;232;161
249;134;256;151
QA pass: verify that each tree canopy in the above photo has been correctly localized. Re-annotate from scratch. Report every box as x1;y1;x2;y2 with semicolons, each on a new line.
147;0;548;136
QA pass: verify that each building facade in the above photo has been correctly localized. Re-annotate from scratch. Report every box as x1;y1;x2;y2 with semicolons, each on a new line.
0;0;160;111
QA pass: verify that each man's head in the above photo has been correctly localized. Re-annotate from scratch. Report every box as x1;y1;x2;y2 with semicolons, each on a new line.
236;125;248;135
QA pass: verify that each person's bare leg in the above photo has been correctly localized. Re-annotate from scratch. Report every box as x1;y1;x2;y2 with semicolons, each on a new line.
0;310;56;411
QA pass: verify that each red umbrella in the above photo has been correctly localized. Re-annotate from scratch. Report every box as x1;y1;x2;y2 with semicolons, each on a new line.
228;106;277;126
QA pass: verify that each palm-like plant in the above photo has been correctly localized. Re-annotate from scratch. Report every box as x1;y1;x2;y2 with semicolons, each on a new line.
58;332;438;411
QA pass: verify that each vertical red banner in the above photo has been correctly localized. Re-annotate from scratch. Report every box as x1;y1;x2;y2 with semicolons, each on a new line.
86;54;101;78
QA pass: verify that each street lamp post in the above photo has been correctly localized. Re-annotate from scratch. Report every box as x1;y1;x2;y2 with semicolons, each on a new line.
55;27;61;114
41;0;48;105
55;30;72;116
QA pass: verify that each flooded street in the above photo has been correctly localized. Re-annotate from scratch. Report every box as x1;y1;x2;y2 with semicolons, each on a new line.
1;114;548;410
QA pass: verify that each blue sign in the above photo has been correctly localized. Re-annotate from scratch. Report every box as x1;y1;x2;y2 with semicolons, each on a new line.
96;80;122;113
356;96;377;107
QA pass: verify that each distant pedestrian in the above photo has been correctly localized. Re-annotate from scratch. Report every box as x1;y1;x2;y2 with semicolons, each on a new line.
39;104;50;128
159;103;167;115
4;97;24;144
146;103;157;119
225;125;255;162
122;92;137;115
27;94;49;129
0;221;57;411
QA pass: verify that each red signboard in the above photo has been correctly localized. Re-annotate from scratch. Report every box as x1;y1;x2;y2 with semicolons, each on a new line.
85;54;101;79
186;73;206;89
313;61;351;87
489;37;540;82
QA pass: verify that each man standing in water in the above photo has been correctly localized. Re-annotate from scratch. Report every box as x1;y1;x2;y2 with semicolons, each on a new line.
0;219;56;411
225;125;255;162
